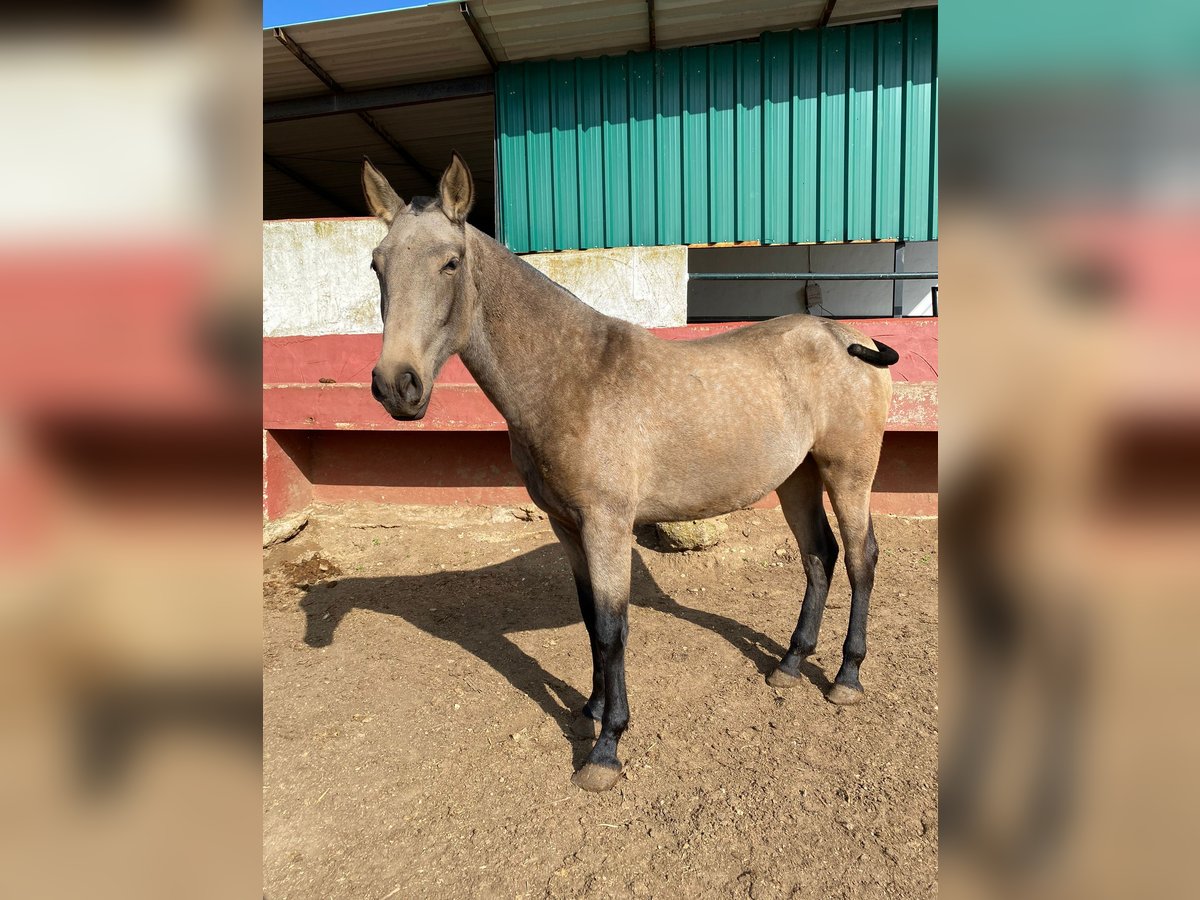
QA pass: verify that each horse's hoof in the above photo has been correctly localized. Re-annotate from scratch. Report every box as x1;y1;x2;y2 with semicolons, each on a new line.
571;762;622;792
571;713;601;739
826;683;864;706
767;666;802;689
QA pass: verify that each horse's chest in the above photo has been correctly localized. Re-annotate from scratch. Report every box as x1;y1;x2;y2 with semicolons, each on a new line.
508;433;611;516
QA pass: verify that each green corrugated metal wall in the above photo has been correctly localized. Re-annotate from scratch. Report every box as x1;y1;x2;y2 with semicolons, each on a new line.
495;8;937;253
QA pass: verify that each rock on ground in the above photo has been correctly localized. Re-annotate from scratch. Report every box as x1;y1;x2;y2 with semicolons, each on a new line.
655;516;729;551
262;511;308;547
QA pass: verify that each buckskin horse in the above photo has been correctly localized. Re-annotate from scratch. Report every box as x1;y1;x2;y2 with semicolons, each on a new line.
361;153;898;791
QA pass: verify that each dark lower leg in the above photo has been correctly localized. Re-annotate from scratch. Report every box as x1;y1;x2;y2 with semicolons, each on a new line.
550;519;605;726
571;515;633;792
772;461;839;686
833;519;878;695
777;518;838;676
585;607;629;771
576;576;605;721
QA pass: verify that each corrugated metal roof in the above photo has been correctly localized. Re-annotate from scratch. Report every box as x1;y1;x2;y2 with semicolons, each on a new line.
263;33;328;100
281;3;492;92
262;1;937;101
475;0;651;62
264;0;936;221
653;0;827;48
829;0;934;27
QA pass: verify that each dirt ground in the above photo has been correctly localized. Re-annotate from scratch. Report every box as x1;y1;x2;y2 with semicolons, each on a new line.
263;505;938;900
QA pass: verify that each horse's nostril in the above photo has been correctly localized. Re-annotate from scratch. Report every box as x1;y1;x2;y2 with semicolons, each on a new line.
399;369;423;406
370;369;385;402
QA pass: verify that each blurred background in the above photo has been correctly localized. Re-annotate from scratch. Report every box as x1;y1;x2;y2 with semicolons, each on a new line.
939;1;1200;897
0;2;263;898
0;0;1198;897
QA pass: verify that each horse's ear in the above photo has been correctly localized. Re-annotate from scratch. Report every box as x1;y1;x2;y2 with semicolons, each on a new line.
438;151;474;225
362;157;405;225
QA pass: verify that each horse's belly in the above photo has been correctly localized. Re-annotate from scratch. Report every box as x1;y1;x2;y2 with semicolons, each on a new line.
630;396;810;521
634;444;803;524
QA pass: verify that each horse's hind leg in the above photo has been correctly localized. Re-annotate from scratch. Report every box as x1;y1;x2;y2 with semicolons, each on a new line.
768;456;840;689
821;457;881;705
549;518;605;740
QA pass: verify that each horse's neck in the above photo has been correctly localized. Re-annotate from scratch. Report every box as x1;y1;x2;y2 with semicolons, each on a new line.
459;228;611;433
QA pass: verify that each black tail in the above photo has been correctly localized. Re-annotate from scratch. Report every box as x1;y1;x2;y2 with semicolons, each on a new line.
847;338;899;368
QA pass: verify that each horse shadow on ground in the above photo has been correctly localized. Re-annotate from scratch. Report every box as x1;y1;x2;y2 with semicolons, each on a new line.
298;531;829;767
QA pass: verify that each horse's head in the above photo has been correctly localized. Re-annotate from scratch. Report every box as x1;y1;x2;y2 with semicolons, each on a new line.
362;153;475;420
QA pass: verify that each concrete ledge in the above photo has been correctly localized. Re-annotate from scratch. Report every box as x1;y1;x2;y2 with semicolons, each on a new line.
264;381;936;432
263;319;938;432
263;219;689;336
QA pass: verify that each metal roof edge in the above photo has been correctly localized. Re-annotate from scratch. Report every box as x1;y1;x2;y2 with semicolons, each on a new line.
263;0;447;33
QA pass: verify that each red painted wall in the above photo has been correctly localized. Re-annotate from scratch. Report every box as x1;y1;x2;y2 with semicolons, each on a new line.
299;429;937;516
262;320;939;519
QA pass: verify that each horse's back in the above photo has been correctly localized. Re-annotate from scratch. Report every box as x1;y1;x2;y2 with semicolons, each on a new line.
642;315;890;400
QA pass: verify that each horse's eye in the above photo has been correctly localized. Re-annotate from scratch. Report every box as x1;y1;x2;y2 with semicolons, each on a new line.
370;259;379;273
442;258;459;273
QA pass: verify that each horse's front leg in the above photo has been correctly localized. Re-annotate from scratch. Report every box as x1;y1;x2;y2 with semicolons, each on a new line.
570;510;633;792
549;519;605;738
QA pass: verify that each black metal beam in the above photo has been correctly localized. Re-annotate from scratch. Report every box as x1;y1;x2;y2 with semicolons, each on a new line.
818;0;838;28
647;0;657;50
272;27;340;93
892;241;907;317
459;2;498;71
690;271;937;281
265;74;494;123
264;154;358;215
272;27;437;188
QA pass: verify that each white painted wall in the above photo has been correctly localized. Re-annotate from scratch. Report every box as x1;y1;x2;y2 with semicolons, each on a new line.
263;219;387;338
521;246;687;327
688;242;937;319
263;220;688;336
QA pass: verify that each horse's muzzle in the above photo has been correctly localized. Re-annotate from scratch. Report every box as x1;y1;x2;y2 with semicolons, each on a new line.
385;397;429;421
371;366;429;419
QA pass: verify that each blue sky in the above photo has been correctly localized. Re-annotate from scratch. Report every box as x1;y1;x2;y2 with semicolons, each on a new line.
264;0;436;29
